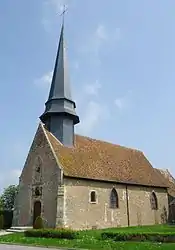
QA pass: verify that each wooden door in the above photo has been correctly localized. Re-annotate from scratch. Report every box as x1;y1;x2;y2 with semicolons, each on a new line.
33;201;41;225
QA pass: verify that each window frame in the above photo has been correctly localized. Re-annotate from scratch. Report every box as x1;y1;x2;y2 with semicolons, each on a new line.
110;188;119;209
89;190;97;204
150;191;158;210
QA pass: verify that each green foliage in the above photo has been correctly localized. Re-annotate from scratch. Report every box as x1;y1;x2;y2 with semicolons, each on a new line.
101;231;175;243
0;210;13;229
33;216;44;229
0;214;4;229
0;197;3;210
1;225;175;250
0;185;18;211
25;228;78;239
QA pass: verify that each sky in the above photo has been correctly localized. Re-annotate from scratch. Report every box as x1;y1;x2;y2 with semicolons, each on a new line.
0;0;175;193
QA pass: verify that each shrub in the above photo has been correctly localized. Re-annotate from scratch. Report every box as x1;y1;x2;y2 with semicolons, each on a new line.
101;232;175;243
33;216;44;229
0;210;13;229
25;228;78;239
0;214;4;229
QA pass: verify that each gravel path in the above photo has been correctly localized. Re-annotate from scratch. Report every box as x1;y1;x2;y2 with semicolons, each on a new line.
0;231;13;236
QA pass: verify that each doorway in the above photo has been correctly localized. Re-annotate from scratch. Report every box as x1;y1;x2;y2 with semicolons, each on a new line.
33;201;41;226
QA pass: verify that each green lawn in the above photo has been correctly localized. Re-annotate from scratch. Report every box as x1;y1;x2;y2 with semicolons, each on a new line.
0;225;175;250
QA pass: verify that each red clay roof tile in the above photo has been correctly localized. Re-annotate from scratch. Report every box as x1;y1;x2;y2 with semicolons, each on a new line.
154;169;175;196
44;126;167;188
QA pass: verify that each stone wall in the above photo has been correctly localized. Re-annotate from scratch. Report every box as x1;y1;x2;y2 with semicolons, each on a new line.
168;194;175;223
12;124;62;228
64;177;168;230
128;186;168;226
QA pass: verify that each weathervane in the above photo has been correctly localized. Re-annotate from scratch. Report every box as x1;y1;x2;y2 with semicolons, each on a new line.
60;4;68;25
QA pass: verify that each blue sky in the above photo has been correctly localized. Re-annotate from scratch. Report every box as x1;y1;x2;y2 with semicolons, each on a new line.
0;0;175;193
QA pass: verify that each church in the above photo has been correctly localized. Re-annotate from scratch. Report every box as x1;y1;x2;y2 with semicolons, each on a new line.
12;23;175;230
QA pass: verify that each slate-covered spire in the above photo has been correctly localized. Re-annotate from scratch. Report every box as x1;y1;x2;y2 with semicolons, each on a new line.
40;23;79;147
48;24;72;102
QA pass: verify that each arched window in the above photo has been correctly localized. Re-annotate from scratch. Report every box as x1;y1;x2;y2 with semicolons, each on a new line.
90;191;97;203
34;156;43;183
36;166;41;173
110;188;119;208
150;191;158;210
35;186;42;196
36;156;42;170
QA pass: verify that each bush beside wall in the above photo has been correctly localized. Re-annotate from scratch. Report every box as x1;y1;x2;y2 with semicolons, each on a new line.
101;232;175;243
0;210;13;229
33;216;44;229
0;214;4;229
25;229;78;239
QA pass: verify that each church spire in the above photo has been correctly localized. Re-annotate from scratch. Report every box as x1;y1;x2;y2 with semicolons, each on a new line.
40;19;79;147
47;24;72;102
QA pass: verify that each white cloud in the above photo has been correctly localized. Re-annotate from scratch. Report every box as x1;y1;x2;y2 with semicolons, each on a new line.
84;80;101;96
95;25;120;42
114;98;125;110
94;24;120;51
42;0;69;32
79;24;120;66
49;0;67;13
77;101;109;135
114;91;132;112
95;25;108;41
34;71;53;89
0;169;21;194
0;139;29;193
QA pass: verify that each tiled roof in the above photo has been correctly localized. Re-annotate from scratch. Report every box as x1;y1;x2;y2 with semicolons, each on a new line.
44;126;167;188
154;169;175;197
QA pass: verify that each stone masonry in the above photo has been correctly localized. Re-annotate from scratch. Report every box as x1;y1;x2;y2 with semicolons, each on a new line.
12;124;63;228
13;123;169;230
63;178;168;230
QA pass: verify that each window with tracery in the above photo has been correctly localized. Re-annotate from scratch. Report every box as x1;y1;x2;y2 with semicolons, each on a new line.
110;188;119;208
150;191;158;210
35;186;42;196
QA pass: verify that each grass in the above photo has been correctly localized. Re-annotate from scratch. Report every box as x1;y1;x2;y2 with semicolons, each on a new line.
0;225;175;250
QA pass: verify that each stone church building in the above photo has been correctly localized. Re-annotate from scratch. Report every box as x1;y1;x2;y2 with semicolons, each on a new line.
13;24;172;230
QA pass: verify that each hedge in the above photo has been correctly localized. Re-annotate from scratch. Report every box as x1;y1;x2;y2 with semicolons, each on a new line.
25;229;78;239
0;214;4;229
0;210;13;229
101;232;175;243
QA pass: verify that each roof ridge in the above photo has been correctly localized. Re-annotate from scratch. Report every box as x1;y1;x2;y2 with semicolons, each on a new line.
41;129;142;153
42;123;65;175
42;127;167;187
75;133;142;153
154;168;175;184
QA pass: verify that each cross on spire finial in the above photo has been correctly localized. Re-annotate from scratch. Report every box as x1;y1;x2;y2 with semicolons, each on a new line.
60;4;68;25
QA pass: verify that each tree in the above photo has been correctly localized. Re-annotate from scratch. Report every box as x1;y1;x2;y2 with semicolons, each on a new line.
0;185;18;211
0;197;3;210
